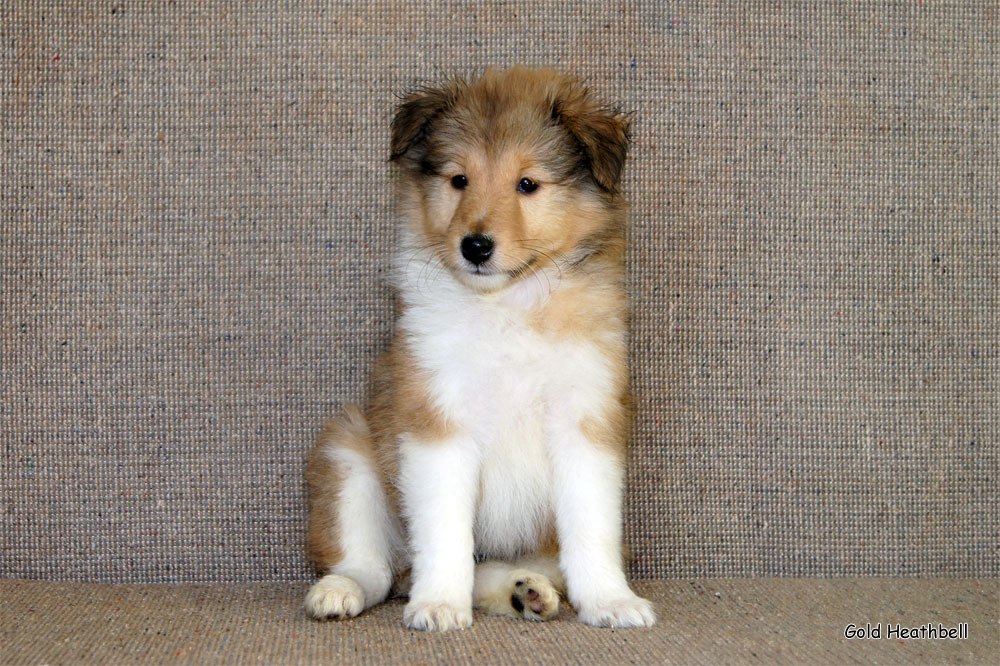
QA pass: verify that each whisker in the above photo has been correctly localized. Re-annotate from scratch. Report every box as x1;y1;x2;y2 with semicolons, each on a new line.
513;243;564;282
522;256;549;294
400;240;449;294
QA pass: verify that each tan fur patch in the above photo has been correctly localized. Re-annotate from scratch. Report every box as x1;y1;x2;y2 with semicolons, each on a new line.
580;398;631;457
305;411;369;572
538;527;561;559
367;338;456;445
529;277;626;340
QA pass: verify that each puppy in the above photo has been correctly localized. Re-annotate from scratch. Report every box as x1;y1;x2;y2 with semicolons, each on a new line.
304;67;655;631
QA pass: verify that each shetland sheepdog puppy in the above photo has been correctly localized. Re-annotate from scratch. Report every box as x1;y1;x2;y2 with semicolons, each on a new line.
304;67;655;631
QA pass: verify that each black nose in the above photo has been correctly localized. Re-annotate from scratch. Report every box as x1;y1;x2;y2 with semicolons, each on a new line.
460;233;494;265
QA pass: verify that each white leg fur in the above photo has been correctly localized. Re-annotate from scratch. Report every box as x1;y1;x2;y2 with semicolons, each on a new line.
548;426;656;628
474;560;561;621
399;433;479;631
304;447;400;620
514;553;565;590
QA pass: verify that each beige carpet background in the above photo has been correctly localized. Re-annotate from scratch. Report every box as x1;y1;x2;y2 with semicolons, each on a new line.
2;2;997;583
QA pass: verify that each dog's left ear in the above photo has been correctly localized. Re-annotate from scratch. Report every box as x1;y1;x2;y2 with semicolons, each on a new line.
390;83;460;166
553;91;631;195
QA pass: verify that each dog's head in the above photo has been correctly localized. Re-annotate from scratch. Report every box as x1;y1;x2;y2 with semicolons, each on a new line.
391;67;630;292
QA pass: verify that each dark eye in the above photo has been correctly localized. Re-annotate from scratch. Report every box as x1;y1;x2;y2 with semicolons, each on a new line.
517;178;539;194
450;175;468;190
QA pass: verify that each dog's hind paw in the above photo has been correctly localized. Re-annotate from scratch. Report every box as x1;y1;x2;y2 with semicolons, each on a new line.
509;571;560;621
304;574;365;620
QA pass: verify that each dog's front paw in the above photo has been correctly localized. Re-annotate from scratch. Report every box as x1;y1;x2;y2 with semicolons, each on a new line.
404;600;473;631
576;593;656;628
510;571;560;621
304;574;365;620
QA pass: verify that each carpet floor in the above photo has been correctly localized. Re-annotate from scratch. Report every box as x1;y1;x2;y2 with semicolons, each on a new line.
1;578;995;665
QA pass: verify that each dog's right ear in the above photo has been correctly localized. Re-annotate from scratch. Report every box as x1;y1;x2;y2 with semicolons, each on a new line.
390;83;459;166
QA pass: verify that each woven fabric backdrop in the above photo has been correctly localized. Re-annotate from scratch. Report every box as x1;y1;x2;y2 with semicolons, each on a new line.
2;2;997;583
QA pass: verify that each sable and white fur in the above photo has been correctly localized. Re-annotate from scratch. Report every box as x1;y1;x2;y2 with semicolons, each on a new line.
304;67;655;630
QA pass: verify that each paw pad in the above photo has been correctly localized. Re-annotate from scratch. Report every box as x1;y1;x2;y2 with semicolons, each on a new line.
509;572;559;621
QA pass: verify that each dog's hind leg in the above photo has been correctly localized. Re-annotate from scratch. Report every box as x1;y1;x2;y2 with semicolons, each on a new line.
304;406;401;620
473;555;564;621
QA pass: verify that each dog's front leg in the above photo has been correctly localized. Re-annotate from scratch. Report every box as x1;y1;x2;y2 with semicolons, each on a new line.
398;432;479;631
548;415;657;628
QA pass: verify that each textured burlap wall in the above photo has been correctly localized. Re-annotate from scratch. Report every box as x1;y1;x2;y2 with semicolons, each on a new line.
2;2;997;583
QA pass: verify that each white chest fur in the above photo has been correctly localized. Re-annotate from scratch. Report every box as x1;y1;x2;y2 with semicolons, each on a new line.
398;269;617;558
